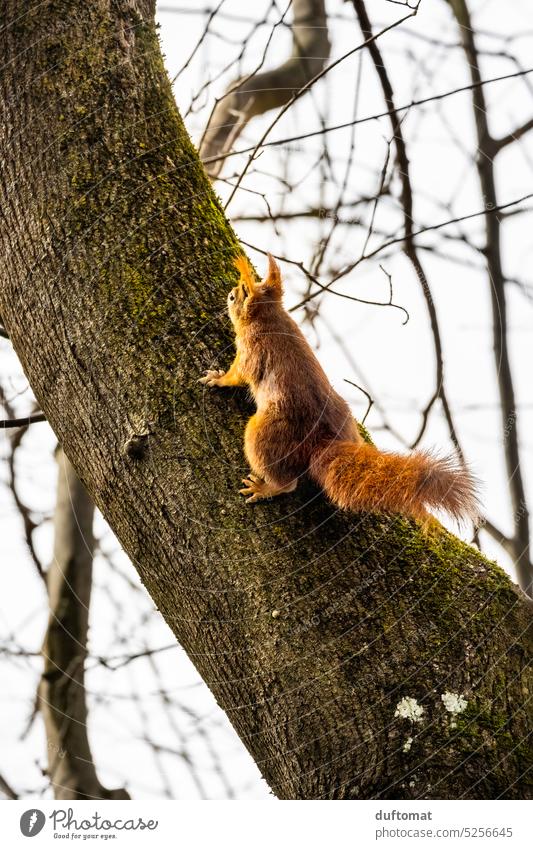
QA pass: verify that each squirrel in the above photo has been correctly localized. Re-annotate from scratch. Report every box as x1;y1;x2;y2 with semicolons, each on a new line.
200;253;480;524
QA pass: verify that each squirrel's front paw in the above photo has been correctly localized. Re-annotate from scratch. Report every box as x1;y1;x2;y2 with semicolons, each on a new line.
199;369;226;387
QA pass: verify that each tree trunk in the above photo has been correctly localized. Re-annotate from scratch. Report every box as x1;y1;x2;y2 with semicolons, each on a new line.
1;0;531;799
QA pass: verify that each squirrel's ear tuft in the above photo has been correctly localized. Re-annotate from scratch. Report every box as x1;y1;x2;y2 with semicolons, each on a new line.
260;253;283;296
234;255;257;295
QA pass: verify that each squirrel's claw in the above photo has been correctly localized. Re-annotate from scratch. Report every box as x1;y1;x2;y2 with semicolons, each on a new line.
244;493;261;504
239;476;264;503
199;369;226;386
239;475;298;503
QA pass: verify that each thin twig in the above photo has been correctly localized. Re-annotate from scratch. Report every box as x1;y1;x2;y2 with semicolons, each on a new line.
0;412;46;428
343;379;374;424
200;67;533;168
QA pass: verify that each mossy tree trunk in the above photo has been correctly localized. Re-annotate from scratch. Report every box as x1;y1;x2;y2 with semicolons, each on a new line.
0;0;531;799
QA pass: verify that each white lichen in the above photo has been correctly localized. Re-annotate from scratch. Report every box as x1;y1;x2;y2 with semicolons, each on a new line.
394;696;424;723
441;691;468;715
403;736;413;753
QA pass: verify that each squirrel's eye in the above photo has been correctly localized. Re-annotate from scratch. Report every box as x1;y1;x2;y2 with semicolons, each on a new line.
229;292;235;301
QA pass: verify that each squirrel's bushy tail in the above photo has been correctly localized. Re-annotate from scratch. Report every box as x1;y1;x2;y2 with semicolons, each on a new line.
309;441;480;523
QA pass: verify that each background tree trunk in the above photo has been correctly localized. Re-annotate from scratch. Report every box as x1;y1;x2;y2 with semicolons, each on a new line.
1;0;531;799
445;0;532;596
39;447;129;799
199;0;330;178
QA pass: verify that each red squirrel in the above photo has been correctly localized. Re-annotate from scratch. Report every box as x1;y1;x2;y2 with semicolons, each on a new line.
200;254;479;523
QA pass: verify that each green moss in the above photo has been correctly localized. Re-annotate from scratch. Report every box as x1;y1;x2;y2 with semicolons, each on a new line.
451;699;533;772
357;421;373;444
45;9;242;424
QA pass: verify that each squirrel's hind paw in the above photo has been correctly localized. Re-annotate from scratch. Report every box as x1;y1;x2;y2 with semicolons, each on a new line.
199;369;226;387
239;475;265;503
239;476;297;503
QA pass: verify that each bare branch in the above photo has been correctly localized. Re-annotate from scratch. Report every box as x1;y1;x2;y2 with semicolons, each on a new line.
0;771;18;799
494;116;533;152
291;192;533;309
0;387;45;578
343;379;374;424
481;519;516;557
351;0;470;466
222;8;418;207
0;412;46;428
200;0;331;178
447;0;532;597
200;67;533;168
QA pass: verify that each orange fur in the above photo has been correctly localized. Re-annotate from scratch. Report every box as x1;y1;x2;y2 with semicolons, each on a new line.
201;254;481;523
233;255;257;294
309;442;479;523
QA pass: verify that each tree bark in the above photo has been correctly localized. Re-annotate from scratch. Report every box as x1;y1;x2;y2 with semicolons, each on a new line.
0;0;531;799
39;447;129;799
